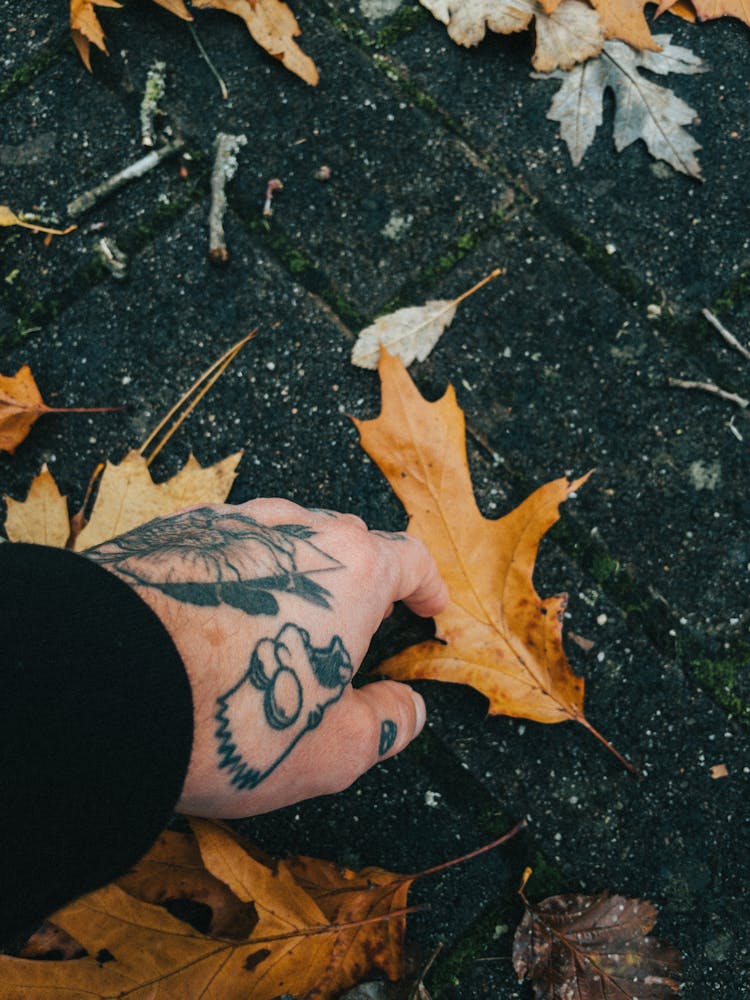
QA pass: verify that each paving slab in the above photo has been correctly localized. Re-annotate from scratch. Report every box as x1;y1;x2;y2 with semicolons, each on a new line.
1;6;749;1000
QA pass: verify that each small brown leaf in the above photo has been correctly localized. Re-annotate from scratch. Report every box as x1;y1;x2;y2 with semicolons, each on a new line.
69;0;122;71
513;883;682;998
0;366;49;454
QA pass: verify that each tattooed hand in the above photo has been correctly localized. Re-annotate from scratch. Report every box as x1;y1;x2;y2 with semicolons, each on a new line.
87;499;448;818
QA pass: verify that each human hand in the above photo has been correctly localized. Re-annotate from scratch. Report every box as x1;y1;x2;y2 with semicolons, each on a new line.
86;501;448;818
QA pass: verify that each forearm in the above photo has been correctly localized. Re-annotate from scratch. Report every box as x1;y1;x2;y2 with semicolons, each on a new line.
0;543;193;943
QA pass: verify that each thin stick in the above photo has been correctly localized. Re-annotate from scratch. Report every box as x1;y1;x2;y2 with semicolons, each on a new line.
578;716;639;775
142;330;256;465
14;220;77;237
451;267;504;308
409;818;527;881
702;307;750;362
208;132;247;262
667;377;748;409
189;23;228;100
67;139;185;218
138;329;255;458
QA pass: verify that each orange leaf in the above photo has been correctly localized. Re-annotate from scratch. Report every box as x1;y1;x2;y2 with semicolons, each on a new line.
0;366;49;454
590;0;662;49
2;820;414;1000
191;0;319;85
0;365;118;455
69;0;122;71
657;0;746;21
355;351;633;770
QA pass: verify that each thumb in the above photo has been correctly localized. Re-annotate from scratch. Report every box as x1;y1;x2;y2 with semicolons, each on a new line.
349;679;427;766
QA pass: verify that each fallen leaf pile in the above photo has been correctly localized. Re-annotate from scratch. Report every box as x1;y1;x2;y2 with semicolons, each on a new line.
0;820;414;999
0;819;525;998
355;350;634;771
70;0;318;84
513;870;682;998
418;0;724;175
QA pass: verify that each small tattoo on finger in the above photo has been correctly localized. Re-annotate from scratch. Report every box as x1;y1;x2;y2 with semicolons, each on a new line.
379;719;398;756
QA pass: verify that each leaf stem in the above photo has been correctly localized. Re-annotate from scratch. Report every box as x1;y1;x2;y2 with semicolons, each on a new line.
409;818;527;881
577;715;639;775
450;267;503;308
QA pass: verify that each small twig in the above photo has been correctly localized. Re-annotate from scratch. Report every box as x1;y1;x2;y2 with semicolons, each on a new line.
188;23;228;100
702;307;750;362
140;61;167;148
263;177;284;217
667;377;748;410
67;139;185;218
208;132;247;263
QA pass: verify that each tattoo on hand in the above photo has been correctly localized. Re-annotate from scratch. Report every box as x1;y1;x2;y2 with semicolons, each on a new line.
378;719;398;756
87;508;341;616
214;623;353;790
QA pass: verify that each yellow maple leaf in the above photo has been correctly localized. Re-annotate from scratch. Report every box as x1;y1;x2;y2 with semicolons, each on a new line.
4;465;70;548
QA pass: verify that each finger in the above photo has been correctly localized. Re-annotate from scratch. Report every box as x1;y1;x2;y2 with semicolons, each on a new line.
374;534;449;620
320;680;426;794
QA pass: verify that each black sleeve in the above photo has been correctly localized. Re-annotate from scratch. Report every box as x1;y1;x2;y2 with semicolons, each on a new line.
0;542;194;945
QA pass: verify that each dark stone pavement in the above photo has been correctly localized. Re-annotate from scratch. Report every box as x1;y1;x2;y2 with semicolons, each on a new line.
1;1;749;996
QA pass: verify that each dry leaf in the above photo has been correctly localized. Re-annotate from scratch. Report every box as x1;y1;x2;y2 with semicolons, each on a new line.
658;0;749;23
353;300;459;370
73;449;243;550
0;819;413;999
69;0;122;72
118;828;260;939
4;465;70;547
534;36;705;177
0;366;49;454
0;365;105;454
352;270;501;370
355;351;633;769
590;0;662;49
513;885;682;998
420;0;606;71
190;0;319;84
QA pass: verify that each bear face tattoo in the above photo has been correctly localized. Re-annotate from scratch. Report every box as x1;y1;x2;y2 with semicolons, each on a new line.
214;623;353;791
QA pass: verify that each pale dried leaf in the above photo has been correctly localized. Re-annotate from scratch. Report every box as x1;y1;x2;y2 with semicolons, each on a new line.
4;465;70;547
73;449;242;550
69;0;122;71
534;35;705;176
191;0;319;85
352;300;457;369
420;0;605;69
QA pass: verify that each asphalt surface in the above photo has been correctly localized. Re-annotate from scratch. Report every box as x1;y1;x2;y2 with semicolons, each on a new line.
1;1;749;997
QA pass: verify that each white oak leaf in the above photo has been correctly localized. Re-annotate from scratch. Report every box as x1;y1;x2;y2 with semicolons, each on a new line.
352;300;458;369
534;35;705;177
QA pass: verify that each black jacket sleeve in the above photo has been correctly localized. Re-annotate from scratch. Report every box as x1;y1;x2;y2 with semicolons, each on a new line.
0;542;194;945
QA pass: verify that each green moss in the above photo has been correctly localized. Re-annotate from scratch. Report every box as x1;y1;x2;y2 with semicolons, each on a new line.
710;264;750;314
523;852;567;900
591;552;619;584
0;37;66;104
691;656;750;723
429;905;515;998
374;3;429;48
